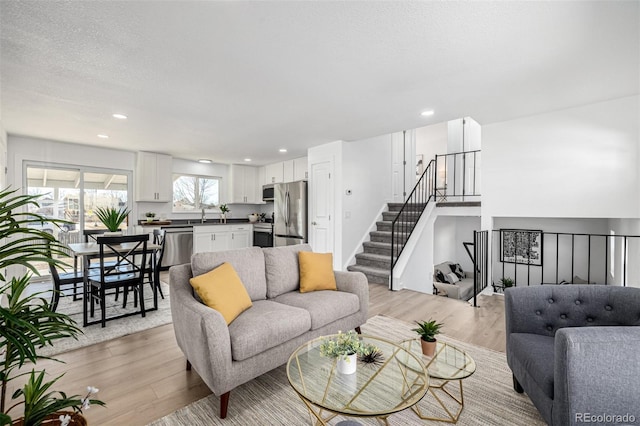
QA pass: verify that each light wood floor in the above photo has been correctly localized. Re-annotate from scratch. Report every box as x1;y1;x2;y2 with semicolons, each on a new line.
12;279;505;425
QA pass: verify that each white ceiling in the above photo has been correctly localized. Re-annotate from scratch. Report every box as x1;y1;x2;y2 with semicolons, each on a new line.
1;1;638;165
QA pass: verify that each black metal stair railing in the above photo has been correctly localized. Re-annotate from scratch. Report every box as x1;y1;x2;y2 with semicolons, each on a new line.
389;150;482;290
390;159;435;289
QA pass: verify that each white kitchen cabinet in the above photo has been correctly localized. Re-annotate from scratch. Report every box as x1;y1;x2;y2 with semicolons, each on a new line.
136;152;172;202
293;157;308;181
193;224;252;253
230;224;252;249
283;160;294;183
264;162;284;184
230;165;261;203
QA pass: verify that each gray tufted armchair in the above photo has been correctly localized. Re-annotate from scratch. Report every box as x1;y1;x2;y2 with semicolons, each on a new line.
505;285;640;426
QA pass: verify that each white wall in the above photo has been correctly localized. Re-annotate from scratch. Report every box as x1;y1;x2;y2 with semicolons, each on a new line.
0;121;7;189
608;218;640;288
482;96;640;219
397;205;481;294
415;122;448;168
342;134;392;267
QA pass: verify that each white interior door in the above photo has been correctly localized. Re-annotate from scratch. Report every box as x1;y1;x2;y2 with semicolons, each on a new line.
309;158;333;254
391;131;416;202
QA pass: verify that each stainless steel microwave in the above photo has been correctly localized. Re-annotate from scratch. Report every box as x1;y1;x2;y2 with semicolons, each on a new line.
262;184;275;201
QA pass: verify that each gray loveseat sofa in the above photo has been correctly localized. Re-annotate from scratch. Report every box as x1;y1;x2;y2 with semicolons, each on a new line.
505;285;640;425
170;244;369;418
433;261;474;300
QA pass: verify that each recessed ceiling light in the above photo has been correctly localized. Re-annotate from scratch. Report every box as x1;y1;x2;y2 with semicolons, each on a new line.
420;110;435;117
244;158;252;162
97;134;109;139
198;159;212;164
112;113;127;120
279;148;287;153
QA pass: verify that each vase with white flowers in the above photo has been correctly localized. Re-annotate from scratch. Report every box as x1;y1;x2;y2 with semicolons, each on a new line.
0;189;105;425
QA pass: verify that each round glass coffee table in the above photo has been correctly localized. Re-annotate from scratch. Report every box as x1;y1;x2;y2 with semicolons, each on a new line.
287;334;429;425
400;339;476;423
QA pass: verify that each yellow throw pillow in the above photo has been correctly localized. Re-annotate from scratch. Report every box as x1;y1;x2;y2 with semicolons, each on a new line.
299;251;337;293
189;262;253;324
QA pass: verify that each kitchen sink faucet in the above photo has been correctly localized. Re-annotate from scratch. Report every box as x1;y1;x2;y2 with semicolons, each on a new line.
201;208;206;223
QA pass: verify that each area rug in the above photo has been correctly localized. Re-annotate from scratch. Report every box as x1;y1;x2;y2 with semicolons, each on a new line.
148;314;544;426
39;281;172;357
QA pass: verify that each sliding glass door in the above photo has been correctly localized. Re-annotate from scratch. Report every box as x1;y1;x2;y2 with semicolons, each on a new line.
25;163;132;278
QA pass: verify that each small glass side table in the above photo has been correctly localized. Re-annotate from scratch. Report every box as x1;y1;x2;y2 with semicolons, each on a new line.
401;339;476;423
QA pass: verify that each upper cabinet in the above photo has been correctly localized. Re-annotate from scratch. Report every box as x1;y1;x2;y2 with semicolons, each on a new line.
264;157;308;185
283;160;294;183
264;162;284;185
135;152;172;202
293;157;308;181
230;164;261;204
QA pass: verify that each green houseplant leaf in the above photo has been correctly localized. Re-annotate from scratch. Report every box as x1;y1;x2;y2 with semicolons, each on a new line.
0;188;104;423
94;206;130;232
412;319;443;342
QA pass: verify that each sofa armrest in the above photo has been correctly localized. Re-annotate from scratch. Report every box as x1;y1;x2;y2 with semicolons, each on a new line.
335;270;369;320
553;326;640;426
169;264;234;395
433;282;461;299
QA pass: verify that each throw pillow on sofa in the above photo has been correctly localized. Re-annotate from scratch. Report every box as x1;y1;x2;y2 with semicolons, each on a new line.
435;270;447;283
450;263;466;279
445;272;460;284
189;262;253;324
298;251;337;293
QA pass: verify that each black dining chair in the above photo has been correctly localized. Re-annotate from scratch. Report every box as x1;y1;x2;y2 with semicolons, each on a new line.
152;229;166;299
46;240;84;312
84;229;107;242
86;234;150;327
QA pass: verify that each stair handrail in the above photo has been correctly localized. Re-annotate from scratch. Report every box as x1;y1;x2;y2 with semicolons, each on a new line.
390;159;436;289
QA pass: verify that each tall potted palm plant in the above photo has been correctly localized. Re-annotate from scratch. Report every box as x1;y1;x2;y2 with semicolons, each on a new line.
0;188;104;425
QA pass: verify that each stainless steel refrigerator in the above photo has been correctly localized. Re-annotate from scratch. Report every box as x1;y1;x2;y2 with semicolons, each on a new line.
274;180;307;246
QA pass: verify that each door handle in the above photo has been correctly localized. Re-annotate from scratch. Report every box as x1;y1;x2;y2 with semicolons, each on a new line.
312;221;317;225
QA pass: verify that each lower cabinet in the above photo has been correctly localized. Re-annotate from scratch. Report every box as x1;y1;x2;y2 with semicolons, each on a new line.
193;225;253;254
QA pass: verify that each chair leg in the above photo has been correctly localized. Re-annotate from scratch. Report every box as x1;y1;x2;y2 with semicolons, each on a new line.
355;326;362;334
186;360;192;371
513;374;524;393
139;284;146;318
220;391;230;419
101;287;106;328
122;286;128;308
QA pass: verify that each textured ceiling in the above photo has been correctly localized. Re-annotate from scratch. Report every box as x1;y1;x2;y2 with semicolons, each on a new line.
1;1;638;165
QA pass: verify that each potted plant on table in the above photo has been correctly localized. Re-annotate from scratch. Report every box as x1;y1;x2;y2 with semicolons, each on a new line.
319;330;365;375
0;188;105;425
413;319;443;357
94;207;130;235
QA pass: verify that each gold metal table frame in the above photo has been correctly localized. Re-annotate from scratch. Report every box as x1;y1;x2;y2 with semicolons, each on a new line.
401;339;476;424
287;334;429;425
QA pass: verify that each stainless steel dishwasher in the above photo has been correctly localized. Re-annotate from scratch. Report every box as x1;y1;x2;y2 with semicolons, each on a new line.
161;226;193;268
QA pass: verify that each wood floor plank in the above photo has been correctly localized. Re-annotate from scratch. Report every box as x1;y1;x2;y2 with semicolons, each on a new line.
5;276;506;425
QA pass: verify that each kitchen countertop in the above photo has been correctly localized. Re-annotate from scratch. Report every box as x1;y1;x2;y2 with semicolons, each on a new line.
139;219;272;228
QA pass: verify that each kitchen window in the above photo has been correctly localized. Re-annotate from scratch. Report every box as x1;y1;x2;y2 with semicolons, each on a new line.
173;174;220;212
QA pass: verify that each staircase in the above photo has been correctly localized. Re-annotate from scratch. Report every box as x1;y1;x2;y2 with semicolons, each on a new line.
347;203;423;284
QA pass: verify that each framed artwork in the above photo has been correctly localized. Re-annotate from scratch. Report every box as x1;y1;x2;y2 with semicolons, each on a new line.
500;229;543;266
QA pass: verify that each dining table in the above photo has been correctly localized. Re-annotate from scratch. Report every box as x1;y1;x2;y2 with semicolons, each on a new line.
68;240;162;327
